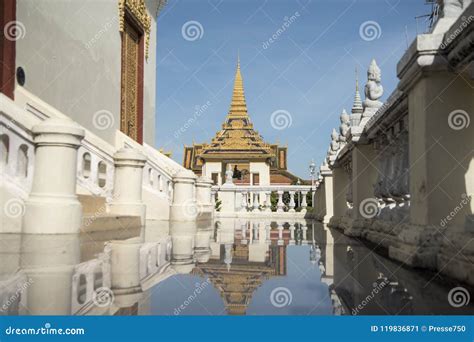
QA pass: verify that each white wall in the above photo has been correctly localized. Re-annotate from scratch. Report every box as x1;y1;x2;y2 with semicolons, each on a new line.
249;162;270;185
15;0;158;146
202;162;222;185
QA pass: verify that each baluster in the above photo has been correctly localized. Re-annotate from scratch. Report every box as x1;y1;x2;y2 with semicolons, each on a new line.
289;191;296;212
301;223;308;245
241;221;248;244
301;190;308;212
264;191;272;212
277;222;284;246
252;192;260;212
265;222;271;243
241;191;248;212
289;222;296;245
252;222;259;243
277;190;285;212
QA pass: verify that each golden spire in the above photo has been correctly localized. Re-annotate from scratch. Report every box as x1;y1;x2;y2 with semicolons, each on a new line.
227;54;249;119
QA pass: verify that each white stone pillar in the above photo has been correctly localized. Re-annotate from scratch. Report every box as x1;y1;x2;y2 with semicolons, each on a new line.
196;176;213;216
23;118;85;234
288;191;296;212
170;169;197;221
276;190;285;212
108;148;147;225
107;238;143;308
170;221;196;274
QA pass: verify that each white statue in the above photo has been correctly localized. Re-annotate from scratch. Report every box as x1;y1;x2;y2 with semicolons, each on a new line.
438;0;466;18
224;163;234;185
339;109;350;144
363;59;383;111
329;129;340;155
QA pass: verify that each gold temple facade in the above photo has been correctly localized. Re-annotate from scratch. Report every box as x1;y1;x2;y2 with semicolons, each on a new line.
183;57;301;186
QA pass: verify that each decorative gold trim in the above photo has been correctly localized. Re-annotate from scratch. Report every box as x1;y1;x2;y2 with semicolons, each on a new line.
119;0;151;59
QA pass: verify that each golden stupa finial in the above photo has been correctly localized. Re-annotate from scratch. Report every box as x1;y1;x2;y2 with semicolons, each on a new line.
227;52;249;119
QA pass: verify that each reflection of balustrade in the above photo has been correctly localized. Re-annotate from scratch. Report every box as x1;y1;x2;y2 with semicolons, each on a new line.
0;272;29;315
373;118;410;225
71;251;111;315
139;237;172;281
214;185;313;214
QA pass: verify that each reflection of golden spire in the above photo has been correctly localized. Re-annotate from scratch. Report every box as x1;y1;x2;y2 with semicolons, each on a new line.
227;54;249;119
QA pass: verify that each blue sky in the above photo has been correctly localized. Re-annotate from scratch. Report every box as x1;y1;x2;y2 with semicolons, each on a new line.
155;0;429;178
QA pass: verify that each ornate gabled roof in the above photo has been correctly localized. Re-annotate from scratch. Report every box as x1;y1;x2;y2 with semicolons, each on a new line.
197;56;275;159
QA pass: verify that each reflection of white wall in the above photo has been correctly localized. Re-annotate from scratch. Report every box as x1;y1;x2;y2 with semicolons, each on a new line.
202;162;222;185
249;162;269;185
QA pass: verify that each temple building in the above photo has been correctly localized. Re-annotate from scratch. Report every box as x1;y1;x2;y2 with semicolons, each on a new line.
183;57;302;186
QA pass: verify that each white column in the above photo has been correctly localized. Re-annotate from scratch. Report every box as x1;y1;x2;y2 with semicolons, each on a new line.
23;118;85;234
289;191;296;213
170;170;197;221
108;147;147;225
276;190;285;213
107;238;143;308
196;176;213;216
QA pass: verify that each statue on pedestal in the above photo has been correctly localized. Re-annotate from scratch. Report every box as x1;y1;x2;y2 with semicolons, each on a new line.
363;59;384;115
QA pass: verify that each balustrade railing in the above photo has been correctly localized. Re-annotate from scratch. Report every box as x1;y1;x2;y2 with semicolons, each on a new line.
213;185;313;214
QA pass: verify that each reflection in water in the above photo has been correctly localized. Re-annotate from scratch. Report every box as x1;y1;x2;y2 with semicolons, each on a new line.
1;219;473;316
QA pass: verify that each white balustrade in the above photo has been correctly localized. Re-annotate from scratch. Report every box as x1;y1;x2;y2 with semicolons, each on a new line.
214;185;313;215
